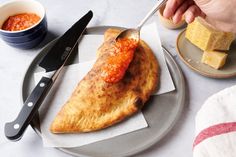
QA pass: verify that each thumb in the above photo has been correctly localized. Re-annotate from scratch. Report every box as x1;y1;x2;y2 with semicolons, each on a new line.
204;16;236;32
193;0;211;6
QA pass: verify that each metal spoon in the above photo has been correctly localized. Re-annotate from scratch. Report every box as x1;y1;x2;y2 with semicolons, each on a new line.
116;0;167;41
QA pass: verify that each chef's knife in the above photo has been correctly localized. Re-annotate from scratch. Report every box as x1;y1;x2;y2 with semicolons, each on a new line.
4;10;93;141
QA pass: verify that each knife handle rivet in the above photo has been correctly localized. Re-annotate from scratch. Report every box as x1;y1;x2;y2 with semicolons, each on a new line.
39;82;45;87
13;124;20;129
27;102;33;107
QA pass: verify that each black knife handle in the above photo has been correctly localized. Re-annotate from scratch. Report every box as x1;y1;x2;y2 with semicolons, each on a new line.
4;77;53;141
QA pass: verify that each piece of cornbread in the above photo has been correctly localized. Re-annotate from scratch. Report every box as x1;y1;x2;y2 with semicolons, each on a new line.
201;50;228;69
186;17;235;51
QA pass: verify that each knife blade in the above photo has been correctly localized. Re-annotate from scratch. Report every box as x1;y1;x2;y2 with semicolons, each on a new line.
4;10;93;141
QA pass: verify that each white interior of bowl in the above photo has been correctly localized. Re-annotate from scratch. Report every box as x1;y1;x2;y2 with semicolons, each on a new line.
0;0;45;32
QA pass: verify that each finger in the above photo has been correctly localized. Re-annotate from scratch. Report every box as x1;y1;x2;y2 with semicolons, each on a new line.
199;11;206;18
163;0;186;18
172;0;194;24
184;5;203;23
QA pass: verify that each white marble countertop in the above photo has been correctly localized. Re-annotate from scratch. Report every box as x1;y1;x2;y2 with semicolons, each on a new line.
1;0;236;157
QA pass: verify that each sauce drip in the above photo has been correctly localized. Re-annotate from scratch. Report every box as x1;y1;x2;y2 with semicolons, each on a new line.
101;38;138;83
2;13;41;31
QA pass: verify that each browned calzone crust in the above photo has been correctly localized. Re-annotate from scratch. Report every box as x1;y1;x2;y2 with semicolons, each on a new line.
50;28;159;133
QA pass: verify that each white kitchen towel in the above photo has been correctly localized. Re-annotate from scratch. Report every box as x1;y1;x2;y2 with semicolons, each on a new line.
193;85;236;157
34;22;175;147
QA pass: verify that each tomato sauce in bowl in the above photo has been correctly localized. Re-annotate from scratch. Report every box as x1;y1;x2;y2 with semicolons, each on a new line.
101;38;139;83
0;0;47;49
2;13;41;31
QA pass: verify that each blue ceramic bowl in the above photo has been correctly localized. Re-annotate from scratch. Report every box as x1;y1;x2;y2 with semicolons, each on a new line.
0;0;47;49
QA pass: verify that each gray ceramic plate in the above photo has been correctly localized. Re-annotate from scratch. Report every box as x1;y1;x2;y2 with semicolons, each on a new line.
176;30;236;78
21;26;185;157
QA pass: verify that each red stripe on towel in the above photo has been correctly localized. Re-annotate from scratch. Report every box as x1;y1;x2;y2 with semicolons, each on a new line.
193;122;236;148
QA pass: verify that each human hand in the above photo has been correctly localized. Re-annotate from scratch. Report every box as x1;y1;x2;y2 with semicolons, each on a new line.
163;0;236;32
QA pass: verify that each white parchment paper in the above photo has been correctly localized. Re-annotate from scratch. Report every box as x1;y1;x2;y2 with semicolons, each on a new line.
34;23;175;147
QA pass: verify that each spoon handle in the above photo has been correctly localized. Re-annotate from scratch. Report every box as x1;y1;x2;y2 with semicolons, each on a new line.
137;0;167;30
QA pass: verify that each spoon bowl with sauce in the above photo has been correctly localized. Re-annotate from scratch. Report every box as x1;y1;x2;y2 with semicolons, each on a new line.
0;0;47;49
101;0;167;83
116;0;167;42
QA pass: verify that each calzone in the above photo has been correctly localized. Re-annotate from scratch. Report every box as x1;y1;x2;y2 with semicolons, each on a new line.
50;28;159;133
